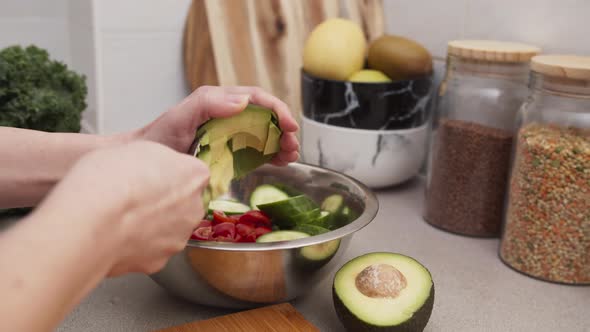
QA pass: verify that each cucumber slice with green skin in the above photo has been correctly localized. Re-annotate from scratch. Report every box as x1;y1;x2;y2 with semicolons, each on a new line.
270;183;305;197
249;184;290;209
309;211;337;230
300;239;340;261
296;238;341;271
291;208;322;225
257;195;319;228
321;194;344;214
256;230;310;243
208;200;250;215
293;224;330;236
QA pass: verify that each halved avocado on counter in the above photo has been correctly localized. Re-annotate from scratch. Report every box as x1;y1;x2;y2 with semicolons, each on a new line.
194;104;282;207
333;252;434;332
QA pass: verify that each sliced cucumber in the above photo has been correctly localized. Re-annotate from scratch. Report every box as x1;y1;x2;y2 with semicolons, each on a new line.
208;199;250;215
321;194;344;214
270;183;305;197
249;184;289;209
291;208;322;225
257;195;319;228
300;239;340;261
341;206;352;220
256;230;310;243
310;211;336;230
341;206;359;223
293;224;330;236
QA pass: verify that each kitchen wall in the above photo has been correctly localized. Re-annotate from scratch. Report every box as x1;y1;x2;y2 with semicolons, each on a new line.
0;0;69;62
384;0;590;88
1;0;589;134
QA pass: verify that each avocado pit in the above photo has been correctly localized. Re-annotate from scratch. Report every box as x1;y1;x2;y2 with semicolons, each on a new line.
355;264;407;299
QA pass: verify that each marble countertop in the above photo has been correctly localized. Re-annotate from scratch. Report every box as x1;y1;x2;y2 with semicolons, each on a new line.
55;177;589;332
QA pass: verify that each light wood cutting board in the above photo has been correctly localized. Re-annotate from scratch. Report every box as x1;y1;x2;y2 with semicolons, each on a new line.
154;303;320;332
182;0;385;120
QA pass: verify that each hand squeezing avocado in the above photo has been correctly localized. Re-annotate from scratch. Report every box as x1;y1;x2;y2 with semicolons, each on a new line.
193;104;282;207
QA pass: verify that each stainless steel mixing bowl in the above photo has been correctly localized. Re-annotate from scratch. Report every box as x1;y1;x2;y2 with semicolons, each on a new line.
150;162;378;309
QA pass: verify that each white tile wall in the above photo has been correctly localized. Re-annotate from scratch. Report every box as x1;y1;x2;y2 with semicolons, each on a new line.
0;17;70;62
67;0;93;29
68;0;97;133
92;0;192;134
0;0;66;19
100;31;189;134
0;0;69;62
96;0;190;32
384;0;467;59
465;0;590;55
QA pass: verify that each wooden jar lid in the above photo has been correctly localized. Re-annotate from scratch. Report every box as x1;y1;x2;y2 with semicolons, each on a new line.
531;55;590;80
447;40;541;63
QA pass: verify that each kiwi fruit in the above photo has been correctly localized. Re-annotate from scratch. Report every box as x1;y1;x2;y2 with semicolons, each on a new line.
368;35;433;81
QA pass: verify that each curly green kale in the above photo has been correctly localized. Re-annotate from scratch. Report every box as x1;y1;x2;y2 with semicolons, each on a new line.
0;45;87;132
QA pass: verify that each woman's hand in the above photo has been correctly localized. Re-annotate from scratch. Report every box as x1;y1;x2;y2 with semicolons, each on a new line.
137;86;300;166
34;140;210;276
0;140;210;331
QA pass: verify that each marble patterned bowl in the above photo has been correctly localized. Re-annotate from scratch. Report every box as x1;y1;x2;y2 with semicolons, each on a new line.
301;70;433;130
301;117;429;188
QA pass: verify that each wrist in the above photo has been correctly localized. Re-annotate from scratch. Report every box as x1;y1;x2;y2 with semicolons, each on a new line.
99;130;140;149
29;191;126;272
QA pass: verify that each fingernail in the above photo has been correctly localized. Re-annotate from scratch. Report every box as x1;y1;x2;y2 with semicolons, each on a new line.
227;94;250;106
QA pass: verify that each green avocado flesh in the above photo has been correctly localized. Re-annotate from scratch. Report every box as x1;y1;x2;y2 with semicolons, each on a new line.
333;252;434;331
195;104;282;205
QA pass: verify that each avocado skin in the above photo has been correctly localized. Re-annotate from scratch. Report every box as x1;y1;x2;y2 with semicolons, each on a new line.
332;285;434;332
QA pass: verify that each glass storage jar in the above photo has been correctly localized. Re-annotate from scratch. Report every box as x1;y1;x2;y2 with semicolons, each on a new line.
424;40;541;237
500;55;590;285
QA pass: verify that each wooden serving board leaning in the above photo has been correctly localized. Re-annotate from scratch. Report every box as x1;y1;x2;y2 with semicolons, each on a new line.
183;0;385;120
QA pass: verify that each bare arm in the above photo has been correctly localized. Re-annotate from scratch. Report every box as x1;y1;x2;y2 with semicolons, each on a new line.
0;87;299;209
0;141;208;332
0;127;133;208
0;204;121;332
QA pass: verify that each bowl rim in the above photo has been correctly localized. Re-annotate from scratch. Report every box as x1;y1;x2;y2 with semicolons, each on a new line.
186;162;379;251
301;68;433;85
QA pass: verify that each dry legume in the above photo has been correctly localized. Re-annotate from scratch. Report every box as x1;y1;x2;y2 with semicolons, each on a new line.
500;123;590;284
425;119;513;237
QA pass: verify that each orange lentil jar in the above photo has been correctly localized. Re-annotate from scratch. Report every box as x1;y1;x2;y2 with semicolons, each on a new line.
499;55;590;284
500;124;589;284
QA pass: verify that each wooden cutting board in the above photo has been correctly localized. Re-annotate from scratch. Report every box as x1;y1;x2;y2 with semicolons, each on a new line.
182;0;384;120
154;303;320;332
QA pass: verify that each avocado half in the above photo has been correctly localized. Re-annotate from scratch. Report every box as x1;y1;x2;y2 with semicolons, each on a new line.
333;252;434;332
194;104;282;206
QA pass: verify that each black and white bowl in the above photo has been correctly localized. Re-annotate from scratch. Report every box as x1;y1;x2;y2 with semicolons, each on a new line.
301;70;432;130
300;70;433;188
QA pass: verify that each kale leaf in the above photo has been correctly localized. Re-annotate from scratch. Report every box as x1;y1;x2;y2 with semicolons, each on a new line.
0;45;87;132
